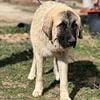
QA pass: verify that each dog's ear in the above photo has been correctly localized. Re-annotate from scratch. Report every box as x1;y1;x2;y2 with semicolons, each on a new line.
67;10;83;39
42;16;53;40
78;25;83;39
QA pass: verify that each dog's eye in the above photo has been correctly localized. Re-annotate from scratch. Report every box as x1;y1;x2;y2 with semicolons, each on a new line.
71;21;78;29
58;22;68;29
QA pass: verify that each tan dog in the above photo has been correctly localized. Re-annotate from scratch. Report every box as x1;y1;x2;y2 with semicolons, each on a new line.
28;1;82;100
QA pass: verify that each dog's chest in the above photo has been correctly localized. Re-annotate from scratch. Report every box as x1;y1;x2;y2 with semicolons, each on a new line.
41;47;53;57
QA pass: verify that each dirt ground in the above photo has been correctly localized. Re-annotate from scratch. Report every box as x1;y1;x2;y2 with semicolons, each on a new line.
0;1;83;26
0;2;35;26
0;33;30;43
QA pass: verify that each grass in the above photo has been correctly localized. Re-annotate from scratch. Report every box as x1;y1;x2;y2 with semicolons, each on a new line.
0;26;100;100
0;26;30;34
74;25;100;60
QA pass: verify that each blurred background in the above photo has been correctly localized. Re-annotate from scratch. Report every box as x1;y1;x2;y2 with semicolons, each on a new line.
0;0;98;27
0;1;99;100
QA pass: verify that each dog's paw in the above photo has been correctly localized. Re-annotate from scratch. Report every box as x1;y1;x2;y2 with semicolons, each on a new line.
28;73;36;80
55;73;60;81
32;89;43;97
60;97;71;100
60;91;71;100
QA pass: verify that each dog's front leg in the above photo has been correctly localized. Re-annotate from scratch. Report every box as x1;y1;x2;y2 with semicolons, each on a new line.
54;57;60;81
32;54;43;97
57;56;71;100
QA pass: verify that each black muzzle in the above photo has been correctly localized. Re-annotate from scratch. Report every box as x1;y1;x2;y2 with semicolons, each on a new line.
58;34;76;48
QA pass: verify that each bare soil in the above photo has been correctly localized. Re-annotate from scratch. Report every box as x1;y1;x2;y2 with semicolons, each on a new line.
0;2;35;26
0;1;83;27
0;33;30;43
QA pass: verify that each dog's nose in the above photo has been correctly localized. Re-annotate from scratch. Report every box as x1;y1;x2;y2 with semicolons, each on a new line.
68;37;75;43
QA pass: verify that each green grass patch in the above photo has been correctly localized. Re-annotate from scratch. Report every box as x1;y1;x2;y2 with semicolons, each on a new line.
0;26;30;34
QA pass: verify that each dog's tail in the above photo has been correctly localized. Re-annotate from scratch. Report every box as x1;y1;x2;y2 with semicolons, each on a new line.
37;0;43;5
37;0;56;5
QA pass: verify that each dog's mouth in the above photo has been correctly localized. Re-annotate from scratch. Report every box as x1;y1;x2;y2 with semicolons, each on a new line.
57;34;76;48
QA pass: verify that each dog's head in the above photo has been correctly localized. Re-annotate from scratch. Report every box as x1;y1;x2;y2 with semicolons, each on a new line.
42;10;83;49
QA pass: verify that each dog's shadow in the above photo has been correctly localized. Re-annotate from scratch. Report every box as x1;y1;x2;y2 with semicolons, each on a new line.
69;61;100;100
0;49;33;67
44;60;100;100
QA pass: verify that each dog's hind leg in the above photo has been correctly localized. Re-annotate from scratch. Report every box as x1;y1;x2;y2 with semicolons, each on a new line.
28;55;36;80
32;53;44;97
53;57;60;81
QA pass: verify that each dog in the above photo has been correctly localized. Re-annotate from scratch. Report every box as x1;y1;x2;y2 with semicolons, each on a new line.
28;1;82;100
